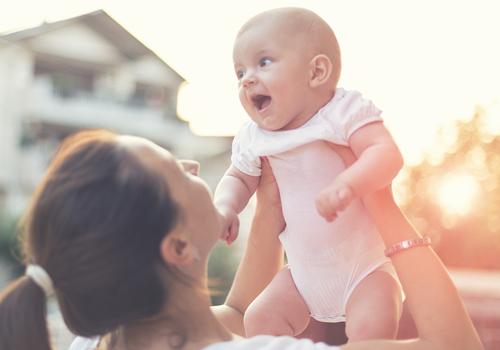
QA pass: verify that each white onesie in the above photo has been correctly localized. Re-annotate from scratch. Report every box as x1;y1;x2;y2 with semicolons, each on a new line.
232;88;400;322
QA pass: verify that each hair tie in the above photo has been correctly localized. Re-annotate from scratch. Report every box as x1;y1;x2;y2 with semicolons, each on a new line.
25;264;54;297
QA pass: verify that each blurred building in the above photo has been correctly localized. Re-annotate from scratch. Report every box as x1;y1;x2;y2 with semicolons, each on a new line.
0;10;231;215
0;12;234;347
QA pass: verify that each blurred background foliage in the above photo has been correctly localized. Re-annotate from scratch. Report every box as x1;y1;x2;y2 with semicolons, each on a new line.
398;109;499;269
208;244;238;305
0;213;23;277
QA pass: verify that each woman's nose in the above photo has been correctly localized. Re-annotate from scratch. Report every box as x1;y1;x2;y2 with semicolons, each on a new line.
180;160;200;176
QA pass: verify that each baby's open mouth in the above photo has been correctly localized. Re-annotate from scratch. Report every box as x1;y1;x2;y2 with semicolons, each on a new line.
251;95;271;111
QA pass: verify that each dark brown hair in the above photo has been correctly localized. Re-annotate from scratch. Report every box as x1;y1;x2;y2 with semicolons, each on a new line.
0;130;179;350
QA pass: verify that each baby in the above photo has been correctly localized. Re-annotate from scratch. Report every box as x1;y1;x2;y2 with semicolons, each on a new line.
215;8;404;341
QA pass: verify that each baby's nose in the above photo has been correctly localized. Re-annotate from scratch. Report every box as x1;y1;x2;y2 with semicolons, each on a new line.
241;73;257;88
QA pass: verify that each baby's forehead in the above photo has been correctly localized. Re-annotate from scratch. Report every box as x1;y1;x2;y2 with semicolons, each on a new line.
239;10;312;38
235;17;309;54
233;25;302;64
235;8;334;54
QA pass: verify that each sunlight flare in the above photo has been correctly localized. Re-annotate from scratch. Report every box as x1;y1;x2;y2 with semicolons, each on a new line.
436;173;480;215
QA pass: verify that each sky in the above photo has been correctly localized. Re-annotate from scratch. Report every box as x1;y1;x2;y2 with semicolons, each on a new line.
2;0;500;165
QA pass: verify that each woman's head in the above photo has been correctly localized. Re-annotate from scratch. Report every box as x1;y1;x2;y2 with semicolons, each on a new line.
0;130;221;349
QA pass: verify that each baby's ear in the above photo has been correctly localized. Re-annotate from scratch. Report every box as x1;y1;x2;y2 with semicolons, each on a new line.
308;54;333;88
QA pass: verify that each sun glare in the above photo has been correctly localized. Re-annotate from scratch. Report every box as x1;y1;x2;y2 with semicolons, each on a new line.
436;174;480;215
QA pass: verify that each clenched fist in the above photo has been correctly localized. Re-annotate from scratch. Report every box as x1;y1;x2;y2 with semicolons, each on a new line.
217;205;240;245
315;181;355;222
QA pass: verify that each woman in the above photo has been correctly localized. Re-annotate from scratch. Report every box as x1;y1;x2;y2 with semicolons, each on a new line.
0;130;482;349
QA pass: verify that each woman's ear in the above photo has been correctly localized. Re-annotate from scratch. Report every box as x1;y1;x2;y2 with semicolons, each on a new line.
160;233;198;266
309;54;333;88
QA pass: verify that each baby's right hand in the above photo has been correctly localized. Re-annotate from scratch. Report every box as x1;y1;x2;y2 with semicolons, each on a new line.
217;206;239;245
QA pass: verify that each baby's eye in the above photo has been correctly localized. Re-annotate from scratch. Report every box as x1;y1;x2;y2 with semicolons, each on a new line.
236;69;245;80
259;57;272;67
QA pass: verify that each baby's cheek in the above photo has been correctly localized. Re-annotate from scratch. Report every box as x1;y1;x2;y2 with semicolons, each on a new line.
241;101;254;117
249;115;263;127
238;92;249;106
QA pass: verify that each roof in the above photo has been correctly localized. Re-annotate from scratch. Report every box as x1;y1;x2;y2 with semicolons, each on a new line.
0;10;185;82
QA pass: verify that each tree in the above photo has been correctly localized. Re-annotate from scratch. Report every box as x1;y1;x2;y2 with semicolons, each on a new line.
398;109;500;269
0;212;23;279
208;243;239;305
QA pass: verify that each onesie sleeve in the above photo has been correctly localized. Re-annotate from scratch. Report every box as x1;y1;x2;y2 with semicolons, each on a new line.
231;121;262;177
324;89;383;146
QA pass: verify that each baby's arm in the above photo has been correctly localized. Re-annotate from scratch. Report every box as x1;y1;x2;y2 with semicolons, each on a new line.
316;122;403;221
215;165;260;244
340;122;403;195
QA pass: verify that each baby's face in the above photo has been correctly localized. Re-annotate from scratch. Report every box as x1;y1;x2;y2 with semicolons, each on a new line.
233;24;313;131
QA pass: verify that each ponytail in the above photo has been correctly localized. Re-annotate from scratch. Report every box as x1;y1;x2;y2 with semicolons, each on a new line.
0;276;52;350
0;130;184;347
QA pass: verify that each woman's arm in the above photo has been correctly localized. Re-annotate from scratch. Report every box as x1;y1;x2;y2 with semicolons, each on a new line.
341;188;483;350
213;158;285;335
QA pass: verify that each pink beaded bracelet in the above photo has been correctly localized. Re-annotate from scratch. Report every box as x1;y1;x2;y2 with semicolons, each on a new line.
384;236;432;257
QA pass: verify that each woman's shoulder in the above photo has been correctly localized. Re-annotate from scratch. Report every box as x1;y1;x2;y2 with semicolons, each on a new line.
204;335;339;350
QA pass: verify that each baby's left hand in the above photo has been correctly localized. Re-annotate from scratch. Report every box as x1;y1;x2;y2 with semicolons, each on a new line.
315;181;355;221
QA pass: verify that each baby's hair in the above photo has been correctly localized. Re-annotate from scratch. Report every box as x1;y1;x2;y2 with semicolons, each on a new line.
0;130;182;350
237;7;341;87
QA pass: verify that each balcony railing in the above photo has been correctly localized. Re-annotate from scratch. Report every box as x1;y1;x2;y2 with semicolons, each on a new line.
25;77;183;144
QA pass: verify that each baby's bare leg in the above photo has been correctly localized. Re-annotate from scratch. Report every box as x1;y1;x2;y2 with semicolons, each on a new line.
244;267;310;337
345;269;402;341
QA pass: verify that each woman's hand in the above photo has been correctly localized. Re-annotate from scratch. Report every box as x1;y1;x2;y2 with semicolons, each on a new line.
256;157;282;209
217;157;285;336
255;157;285;232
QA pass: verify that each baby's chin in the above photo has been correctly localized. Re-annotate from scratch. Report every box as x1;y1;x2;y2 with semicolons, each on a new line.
257;118;284;131
248;111;289;131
